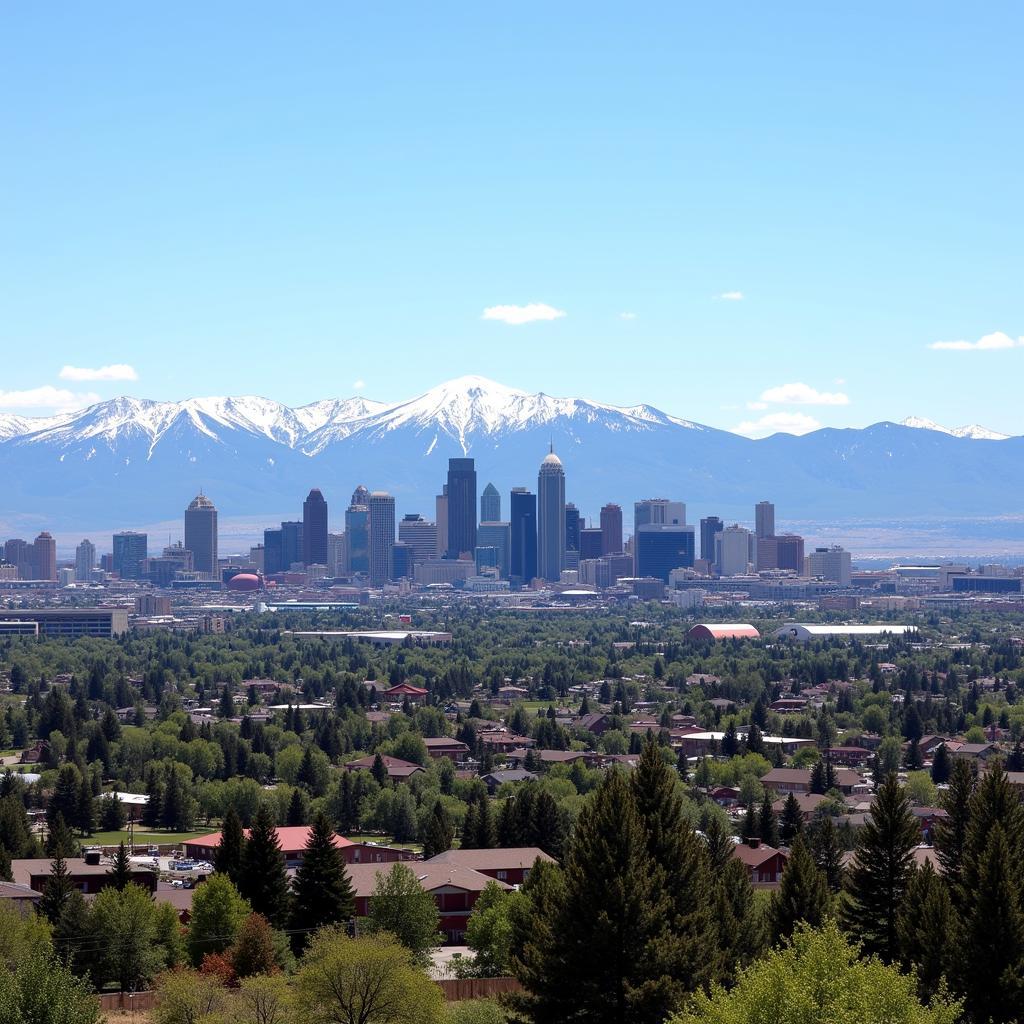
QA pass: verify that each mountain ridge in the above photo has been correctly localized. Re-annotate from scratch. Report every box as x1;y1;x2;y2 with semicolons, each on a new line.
1;376;1022;533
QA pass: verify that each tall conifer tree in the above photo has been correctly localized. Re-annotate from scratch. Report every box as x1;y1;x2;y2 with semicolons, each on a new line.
769;835;830;943
215;805;245;886
841;774;919;962
239;805;290;927
290;811;355;949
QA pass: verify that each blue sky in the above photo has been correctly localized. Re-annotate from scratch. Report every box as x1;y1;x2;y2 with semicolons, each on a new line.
1;3;1022;436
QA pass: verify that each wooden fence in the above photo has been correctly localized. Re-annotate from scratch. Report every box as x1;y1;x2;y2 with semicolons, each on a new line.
436;977;524;1001
97;990;157;1012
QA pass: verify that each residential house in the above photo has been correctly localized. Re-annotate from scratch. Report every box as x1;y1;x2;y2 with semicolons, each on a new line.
761;766;862;796
730;838;788;888
343;755;426;782
425;847;555;885
11;856;157;895
481;769;537;795
422;737;470;762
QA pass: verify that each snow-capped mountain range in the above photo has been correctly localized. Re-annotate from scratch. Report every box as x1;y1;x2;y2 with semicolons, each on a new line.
1;376;1022;534
899;417;1009;441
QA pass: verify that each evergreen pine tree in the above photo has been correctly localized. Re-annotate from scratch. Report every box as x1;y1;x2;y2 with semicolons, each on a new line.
841;774;919;962
40;852;74;924
290;811;355;950
630;739;717;995
297;746;317;793
421;799;454;859
703;815;736;876
676;748;689;782
714;857;765;986
461;801;480;850
371;753;388;787
809;759;827;794
779;792;804;845
741;801;758;841
930;742;951;783
473;794;496;848
162;767;184;830
934;757;975;892
769;835;830;943
286;788;307;826
0;844;11;883
215;805;245;885
532;790;565;860
807;816;844;893
107;841;133;891
896;861;952;1003
515;770;674;1024
46;812;79;858
239;805;290;927
956;824;1024;1024
76;774;95;835
758;791;779;847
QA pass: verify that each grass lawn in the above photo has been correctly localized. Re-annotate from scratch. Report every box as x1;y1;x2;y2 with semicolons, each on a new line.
87;829;209;847
346;833;422;852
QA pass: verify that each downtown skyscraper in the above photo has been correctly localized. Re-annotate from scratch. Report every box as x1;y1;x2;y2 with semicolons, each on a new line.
184;493;219;575
537;447;565;582
302;488;329;567
367;491;396;586
446;458;477;558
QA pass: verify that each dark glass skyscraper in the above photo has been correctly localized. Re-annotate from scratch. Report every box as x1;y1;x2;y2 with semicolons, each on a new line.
368;491;396;586
700;516;723;564
280;521;303;571
480;482;501;523
446;458;477;558
302;488;329;567
509;487;537;585
263;528;284;574
184;493;218;575
564;503;580;556
635;526;695;582
112;531;148;580
537;449;565;582
346;486;370;574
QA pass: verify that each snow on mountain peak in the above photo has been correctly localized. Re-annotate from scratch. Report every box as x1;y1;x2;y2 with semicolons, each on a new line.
900;416;1010;440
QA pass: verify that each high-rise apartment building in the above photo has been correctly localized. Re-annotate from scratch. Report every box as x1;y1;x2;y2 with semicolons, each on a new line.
4;539;32;580
509;487;537;584
399;514;438;566
327;533;346;576
480;482;501;524
302;488;329;568
537;449;566;582
184;493;219;575
755;501;775;540
112;531;147;580
367;491;396;586
280;521;303;571
32;532;58;581
74;539;96;582
805;545;852;586
600;504;623;554
446;458;477;558
718;525;752;577
435;487;448;562
700;516;723;565
757;533;805;573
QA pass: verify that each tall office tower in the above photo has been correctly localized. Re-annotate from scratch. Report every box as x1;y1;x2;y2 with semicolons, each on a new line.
32;532;58;581
399;514;438;566
249;543;266;572
700;516;723;565
600;503;623;554
367;491;396;586
564;504;581;555
184;493;219;575
390;541;412;580
446;458;477;558
755;501;775;540
579;527;603;560
4;539;31;579
327;533;346;576
774;534;805;573
718;524;752;577
537;449;566;582
280;521;304;570
805;545;852;586
434;487;448;560
635;498;686;529
635;525;696;582
263;529;284;574
112;531;147;580
302;488;329;568
345;487;370;574
509;488;537;584
480;482;501;524
477;521;511;578
74;539;96;582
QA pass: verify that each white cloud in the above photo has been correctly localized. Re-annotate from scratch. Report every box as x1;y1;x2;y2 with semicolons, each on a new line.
482;303;567;325
929;331;1023;351
0;386;102;413
759;382;850;406
746;401;768;411
353;379;366;391
734;411;821;438
618;312;637;320
59;363;138;382
718;291;744;301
